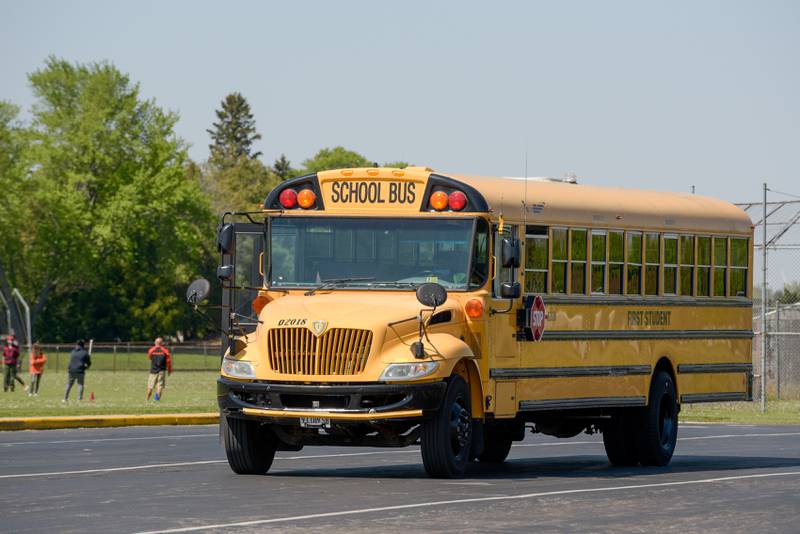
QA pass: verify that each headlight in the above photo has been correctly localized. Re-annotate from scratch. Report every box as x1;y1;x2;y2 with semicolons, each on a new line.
379;361;439;381
221;358;255;379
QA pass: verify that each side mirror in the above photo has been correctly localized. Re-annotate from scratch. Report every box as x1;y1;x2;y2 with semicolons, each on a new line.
501;238;521;268
217;264;234;281
416;282;448;307
217;223;234;254
186;278;211;305
499;282;521;299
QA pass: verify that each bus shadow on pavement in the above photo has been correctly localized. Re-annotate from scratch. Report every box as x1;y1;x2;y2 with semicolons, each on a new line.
268;454;800;480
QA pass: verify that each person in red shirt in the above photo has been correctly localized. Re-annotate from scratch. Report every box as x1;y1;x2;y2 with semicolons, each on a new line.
3;335;21;392
28;342;47;396
146;337;172;401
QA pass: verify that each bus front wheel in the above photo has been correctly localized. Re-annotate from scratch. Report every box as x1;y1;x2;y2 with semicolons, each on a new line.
635;370;679;466
221;415;277;474
421;376;472;478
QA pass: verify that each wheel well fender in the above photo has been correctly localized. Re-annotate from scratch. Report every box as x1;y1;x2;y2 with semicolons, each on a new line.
451;358;485;419
653;356;678;401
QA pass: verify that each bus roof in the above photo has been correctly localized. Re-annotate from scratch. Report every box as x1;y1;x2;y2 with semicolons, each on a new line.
450;173;753;235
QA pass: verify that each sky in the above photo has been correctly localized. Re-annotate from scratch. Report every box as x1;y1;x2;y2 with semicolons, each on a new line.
2;0;799;206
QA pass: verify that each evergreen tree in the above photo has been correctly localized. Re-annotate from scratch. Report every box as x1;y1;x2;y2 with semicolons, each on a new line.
273;153;293;180
207;92;262;167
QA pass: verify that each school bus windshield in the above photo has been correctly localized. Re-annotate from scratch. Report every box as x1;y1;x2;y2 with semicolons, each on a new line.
270;217;480;290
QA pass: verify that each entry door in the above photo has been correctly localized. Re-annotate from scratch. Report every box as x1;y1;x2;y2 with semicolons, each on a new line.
220;223;265;336
489;224;521;363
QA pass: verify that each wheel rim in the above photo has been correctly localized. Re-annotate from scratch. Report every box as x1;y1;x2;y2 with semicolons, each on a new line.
448;396;471;457
658;392;676;448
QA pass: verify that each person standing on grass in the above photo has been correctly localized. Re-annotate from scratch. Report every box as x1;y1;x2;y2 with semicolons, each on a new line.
3;335;20;392
146;337;172;401
63;339;91;402
28;342;47;396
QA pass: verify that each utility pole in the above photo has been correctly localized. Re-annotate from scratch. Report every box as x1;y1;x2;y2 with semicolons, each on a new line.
760;182;767;413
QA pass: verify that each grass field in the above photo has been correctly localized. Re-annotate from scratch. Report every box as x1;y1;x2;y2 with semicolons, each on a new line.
3;369;799;423
37;349;220;372
0;370;218;417
681;400;800;425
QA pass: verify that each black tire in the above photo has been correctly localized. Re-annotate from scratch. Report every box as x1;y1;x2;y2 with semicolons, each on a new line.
421;376;472;478
602;413;639;466
221;415;277;475
635;370;679;466
477;426;513;463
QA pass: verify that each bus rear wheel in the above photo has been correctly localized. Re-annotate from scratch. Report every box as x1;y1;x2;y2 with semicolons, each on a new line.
602;413;638;466
221;415;277;474
421;376;472;478
635;371;679;466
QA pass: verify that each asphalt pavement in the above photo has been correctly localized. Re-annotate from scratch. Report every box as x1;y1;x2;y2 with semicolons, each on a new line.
1;421;799;533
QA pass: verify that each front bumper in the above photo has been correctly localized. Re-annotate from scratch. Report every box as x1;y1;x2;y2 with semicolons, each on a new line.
218;377;447;423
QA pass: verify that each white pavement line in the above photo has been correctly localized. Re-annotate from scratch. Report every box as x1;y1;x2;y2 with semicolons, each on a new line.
0;433;217;447
0;460;227;479
136;470;800;533
679;432;800;441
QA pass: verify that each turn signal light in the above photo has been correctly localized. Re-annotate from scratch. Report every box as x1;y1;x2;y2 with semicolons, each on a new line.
448;191;467;211
279;189;297;208
297;189;316;209
429;191;449;211
465;298;484;319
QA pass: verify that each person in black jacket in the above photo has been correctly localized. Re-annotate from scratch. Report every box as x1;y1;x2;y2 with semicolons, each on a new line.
62;339;91;402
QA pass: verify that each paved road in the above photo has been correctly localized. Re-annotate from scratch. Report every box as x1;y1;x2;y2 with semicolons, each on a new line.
1;422;799;533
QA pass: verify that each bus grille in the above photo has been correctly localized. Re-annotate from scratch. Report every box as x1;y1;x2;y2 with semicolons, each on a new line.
267;327;373;375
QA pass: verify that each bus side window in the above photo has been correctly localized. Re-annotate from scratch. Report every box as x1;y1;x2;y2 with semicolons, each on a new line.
551;228;568;294
524;225;548;293
730;237;748;297
493;225;517;297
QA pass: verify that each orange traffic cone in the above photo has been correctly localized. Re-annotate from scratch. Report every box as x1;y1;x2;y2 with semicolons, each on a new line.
90;391;95;401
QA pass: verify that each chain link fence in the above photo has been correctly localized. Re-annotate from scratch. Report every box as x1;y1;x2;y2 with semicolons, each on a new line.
35;342;222;372
740;187;800;402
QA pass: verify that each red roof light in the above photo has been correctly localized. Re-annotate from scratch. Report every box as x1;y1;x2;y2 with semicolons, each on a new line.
448;191;467;211
279;189;298;208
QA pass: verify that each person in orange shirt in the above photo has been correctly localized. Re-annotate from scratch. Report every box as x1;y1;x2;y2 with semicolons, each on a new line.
28;342;47;396
146;337;172;401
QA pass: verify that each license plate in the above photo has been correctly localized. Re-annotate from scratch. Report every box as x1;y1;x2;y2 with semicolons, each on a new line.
300;417;331;429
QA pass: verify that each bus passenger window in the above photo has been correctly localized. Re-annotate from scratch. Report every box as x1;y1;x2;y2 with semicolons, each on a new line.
608;231;624;294
570;229;587;294
626;231;643;295
680;235;694;296
591;230;606;294
525;226;548;293
697;236;711;296
551;228;568;293
645;233;660;296
730;237;748;297
664;235;678;295
713;237;727;297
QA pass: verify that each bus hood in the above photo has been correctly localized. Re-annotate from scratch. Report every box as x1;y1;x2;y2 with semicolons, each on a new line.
259;291;450;333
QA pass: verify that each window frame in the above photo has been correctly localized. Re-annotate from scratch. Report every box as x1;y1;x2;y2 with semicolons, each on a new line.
625;230;643;296
524;225;549;294
663;233;679;296
590;229;608;295
644;232;660;296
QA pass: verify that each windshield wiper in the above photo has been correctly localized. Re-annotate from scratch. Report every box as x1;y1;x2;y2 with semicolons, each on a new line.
367;281;418;289
304;277;376;296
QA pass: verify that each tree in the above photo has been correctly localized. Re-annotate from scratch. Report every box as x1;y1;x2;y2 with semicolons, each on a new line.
1;57;216;341
776;282;800;305
207;92;262;168
273;154;294;180
200;157;282;214
302;146;375;173
383;161;410;169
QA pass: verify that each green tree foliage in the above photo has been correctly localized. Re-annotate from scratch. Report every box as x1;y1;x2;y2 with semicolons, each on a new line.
776;282;800;304
383;161;410;169
302;146;375;173
1;57;215;341
207;92;262;167
200;156;282;214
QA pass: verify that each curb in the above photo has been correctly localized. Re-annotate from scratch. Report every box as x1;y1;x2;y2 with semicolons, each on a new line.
0;413;219;431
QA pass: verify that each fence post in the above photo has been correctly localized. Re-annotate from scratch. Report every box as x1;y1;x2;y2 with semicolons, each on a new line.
760;182;767;413
113;344;117;373
127;341;131;371
775;303;781;400
55;345;60;372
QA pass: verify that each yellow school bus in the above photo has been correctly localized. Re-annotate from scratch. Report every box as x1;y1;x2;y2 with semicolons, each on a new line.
191;166;753;478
